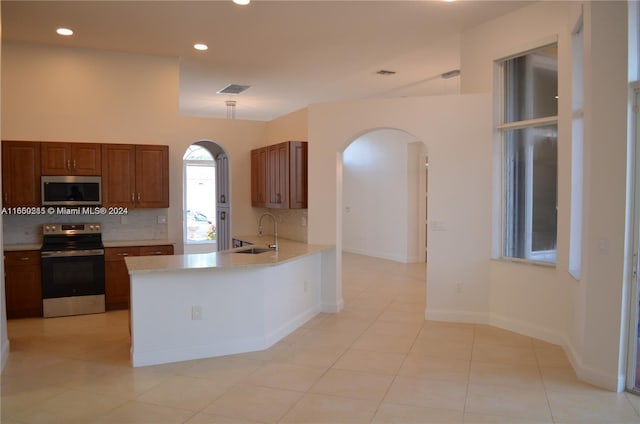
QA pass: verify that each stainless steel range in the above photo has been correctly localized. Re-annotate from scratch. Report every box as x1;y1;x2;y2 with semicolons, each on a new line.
40;223;105;318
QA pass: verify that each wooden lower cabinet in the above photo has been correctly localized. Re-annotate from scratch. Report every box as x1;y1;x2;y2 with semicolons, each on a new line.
105;244;173;310
4;250;42;319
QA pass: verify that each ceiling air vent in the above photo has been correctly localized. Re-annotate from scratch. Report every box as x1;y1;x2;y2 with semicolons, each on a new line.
217;84;251;95
376;70;396;76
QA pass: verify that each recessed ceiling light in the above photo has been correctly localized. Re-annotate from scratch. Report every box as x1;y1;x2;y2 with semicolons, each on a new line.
193;43;208;51
56;28;74;36
233;0;250;5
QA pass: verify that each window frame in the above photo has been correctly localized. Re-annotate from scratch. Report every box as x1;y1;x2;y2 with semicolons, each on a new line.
497;42;559;265
183;146;217;245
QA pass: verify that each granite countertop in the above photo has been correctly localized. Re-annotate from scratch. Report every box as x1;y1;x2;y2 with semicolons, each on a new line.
4;240;174;252
125;237;333;275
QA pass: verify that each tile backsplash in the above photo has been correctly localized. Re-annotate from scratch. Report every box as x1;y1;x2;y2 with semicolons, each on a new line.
3;208;168;245
252;208;308;243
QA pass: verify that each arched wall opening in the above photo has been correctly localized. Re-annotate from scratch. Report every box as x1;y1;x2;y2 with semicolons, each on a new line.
341;128;428;264
182;140;231;254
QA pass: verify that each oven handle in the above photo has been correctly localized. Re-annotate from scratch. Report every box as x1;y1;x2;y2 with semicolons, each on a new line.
41;249;105;258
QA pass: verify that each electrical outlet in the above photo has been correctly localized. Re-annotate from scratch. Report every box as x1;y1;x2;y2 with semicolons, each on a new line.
191;305;202;320
455;283;463;294
157;215;167;224
301;216;307;227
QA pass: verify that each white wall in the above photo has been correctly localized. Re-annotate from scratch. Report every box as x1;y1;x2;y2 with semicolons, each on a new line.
342;129;423;263
308;94;493;322
1;42;268;253
461;1;629;391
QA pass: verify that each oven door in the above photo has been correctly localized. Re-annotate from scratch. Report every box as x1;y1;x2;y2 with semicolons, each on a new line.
41;250;105;298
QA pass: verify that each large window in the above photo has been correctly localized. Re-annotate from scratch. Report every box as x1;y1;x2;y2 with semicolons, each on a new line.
183;145;216;244
500;44;558;263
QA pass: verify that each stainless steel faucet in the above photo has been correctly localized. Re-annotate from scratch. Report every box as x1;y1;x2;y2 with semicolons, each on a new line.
258;213;278;251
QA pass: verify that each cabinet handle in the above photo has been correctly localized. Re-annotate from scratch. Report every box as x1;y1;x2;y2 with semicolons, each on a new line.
19;257;30;261
220;194;225;203
149;251;163;255
117;252;129;256
221;211;226;220
131;193;135;202
3;193;7;203
137;193;141;201
66;160;71;170
73;160;77;170
277;193;281;203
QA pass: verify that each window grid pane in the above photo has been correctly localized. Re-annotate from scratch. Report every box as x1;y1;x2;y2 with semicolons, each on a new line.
501;44;558;264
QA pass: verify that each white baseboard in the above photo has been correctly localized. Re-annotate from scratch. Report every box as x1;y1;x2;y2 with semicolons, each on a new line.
322;298;344;313
424;308;622;391
562;337;624;392
424;308;489;324
342;247;409;263
489;313;565;346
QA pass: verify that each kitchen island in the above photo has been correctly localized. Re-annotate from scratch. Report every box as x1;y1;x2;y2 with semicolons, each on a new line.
125;237;337;367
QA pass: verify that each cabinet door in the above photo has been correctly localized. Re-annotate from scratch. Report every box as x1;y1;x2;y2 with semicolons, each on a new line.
4;251;42;318
70;143;101;175
251;148;267;207
105;247;139;310
135;145;169;208
41;142;71;175
138;245;174;256
267;143;289;208
289;141;308;209
2;141;41;207
102;144;136;207
216;153;229;207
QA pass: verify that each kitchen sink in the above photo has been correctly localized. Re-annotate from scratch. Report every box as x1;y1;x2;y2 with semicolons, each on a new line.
234;246;274;254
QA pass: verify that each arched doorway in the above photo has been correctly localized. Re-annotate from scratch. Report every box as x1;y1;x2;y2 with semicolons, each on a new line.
183;140;231;254
341;128;427;264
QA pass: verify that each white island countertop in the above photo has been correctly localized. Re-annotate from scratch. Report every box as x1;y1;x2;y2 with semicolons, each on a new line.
125;237;333;275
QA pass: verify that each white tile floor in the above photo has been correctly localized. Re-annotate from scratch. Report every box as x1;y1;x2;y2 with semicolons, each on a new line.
2;252;640;423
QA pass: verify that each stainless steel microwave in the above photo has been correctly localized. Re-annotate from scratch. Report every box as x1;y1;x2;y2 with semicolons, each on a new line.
41;176;102;206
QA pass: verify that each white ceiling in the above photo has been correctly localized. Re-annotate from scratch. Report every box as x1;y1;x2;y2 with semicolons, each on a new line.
2;1;530;121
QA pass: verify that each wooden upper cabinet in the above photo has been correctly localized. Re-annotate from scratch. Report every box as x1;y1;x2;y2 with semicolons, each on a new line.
267;142;290;208
2;141;41;207
102;144;169;208
289;141;308;209
251;148;268;207
251;141;307;209
102;144;136;207
135;145;169;208
41;142;101;175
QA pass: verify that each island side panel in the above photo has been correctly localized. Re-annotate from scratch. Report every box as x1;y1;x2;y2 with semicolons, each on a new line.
129;254;324;367
263;254;322;345
130;267;265;367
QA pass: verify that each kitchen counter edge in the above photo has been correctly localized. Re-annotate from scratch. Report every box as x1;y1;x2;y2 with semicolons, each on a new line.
4;240;174;252
125;238;334;275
